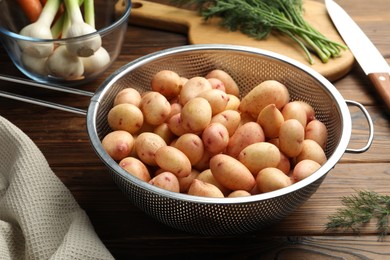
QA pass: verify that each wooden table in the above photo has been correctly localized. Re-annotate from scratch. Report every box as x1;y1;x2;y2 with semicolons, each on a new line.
1;0;390;258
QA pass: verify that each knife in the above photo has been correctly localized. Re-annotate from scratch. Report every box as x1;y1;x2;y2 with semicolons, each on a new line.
325;0;390;111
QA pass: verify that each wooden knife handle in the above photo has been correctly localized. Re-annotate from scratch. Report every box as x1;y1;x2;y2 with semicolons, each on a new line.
368;72;390;112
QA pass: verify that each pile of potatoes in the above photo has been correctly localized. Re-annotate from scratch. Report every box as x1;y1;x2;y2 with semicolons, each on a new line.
101;69;328;198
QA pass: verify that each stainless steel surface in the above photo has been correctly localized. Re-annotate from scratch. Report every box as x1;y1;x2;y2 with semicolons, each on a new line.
84;44;370;236
325;0;390;75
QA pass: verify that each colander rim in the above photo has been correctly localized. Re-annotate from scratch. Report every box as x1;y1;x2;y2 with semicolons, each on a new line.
86;44;352;204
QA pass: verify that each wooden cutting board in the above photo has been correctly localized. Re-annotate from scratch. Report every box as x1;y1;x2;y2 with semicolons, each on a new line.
117;0;355;81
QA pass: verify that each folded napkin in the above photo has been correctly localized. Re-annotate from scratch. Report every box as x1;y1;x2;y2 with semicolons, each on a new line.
0;116;114;260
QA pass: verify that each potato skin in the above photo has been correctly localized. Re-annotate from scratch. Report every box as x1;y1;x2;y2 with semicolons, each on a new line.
151;70;182;100
238;142;280;176
205;69;240;97
113;87;142;107
256;167;292;193
179;76;212;105
292;159;321;182
181;97;212;133
239;80;290;118
197;89;229;115
227;190;251;198
178;169;199;193
173;133;204;165
119;157;150;182
149;171;180;193
210;154;256;192
155;146;192;178
102;130;134;161
211;110;241;137
296;139;327;165
107;103;144;134
140;92;171;126
279;119;304;158
197;169;231;196
305;119;328;149
257;104;284;139
135;132;167;166
188;179;225;198
202;123;230;154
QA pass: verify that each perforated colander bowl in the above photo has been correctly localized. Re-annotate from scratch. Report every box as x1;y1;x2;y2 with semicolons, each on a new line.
86;44;370;236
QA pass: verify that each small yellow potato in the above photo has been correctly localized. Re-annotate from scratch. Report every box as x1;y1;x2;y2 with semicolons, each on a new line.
197;169;231;196
173;133;204;165
226;122;265;158
119;157;151;182
292;159;321;182
140;91;171;126
113;87;142;107
135;132;167;166
179;76;212;105
202;123;229;154
193;150;213;172
296;139;327;165
238;142;280;176
207;77;226;92
107;103;143;134
210;154;256;192
197;89;229;115
168;102;182;119
281;101;307;127
211;110;241;136
155;146;192;178
205;69;240;97
257;104;284;139
276;151;291;175
279;119;304;158
178;169;199;193
227;190;251;198
180;76;189;86
296;100;316;122
305;119;328;149
151;70;182;100
149;171;180;193
225;94;240;110
181;97;212;133
239;80;290;118
153;123;175;144
268;138;280;148
256;167;292;193
188;179;225;198
102;130;134;161
167;113;187;136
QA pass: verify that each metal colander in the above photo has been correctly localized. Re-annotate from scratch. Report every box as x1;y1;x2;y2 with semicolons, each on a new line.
86;44;367;236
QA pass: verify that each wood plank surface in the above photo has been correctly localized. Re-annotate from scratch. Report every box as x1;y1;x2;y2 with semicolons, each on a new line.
1;0;390;259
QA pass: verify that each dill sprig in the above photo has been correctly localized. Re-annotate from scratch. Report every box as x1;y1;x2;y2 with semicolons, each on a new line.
326;190;390;241
171;0;347;64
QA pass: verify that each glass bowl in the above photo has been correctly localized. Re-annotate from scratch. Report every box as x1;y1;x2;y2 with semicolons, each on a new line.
0;0;131;86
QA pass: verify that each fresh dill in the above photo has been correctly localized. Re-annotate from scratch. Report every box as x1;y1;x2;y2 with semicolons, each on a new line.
171;0;347;64
326;190;390;241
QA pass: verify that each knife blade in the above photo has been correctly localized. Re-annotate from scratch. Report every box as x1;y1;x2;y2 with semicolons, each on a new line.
325;0;390;111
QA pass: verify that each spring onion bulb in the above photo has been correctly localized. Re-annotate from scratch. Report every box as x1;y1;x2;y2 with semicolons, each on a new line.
46;45;84;80
63;0;101;57
19;0;61;58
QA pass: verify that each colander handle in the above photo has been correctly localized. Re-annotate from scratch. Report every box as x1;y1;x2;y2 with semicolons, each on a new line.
345;100;374;154
0;74;93;116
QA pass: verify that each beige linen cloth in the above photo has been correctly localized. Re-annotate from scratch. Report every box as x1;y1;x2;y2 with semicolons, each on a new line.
0;116;114;260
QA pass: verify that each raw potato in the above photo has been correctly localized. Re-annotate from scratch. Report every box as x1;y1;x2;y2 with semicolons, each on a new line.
155;146;192;178
205;69;240;97
188;179;224;198
167;113;187;136
305;119;328;149
228;190;251;198
179;76;212;105
173;133;204;165
140;91;171;125
149;171;180;193
119;157;150;182
256;167;292;193
281;101;307;127
238;142;280;176
292;159;321;182
178;169;200;193
168;102;182;119
226;122;265;158
239;80;290;118
102;130;134;161
153;123;175;144
151;70;182;99
202;123;229;154
296;139;327;165
197;89;229;115
107;103;144;134
257;104;284;139
181;97;212;133
193;150;213;172
225;94;240;110
210;154;256;192
279;119;304;158
211;110;241;137
207;78;226;92
197;169;230;196
296;100;316;122
277;151;291;175
113;87;142;107
135;132;167;166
